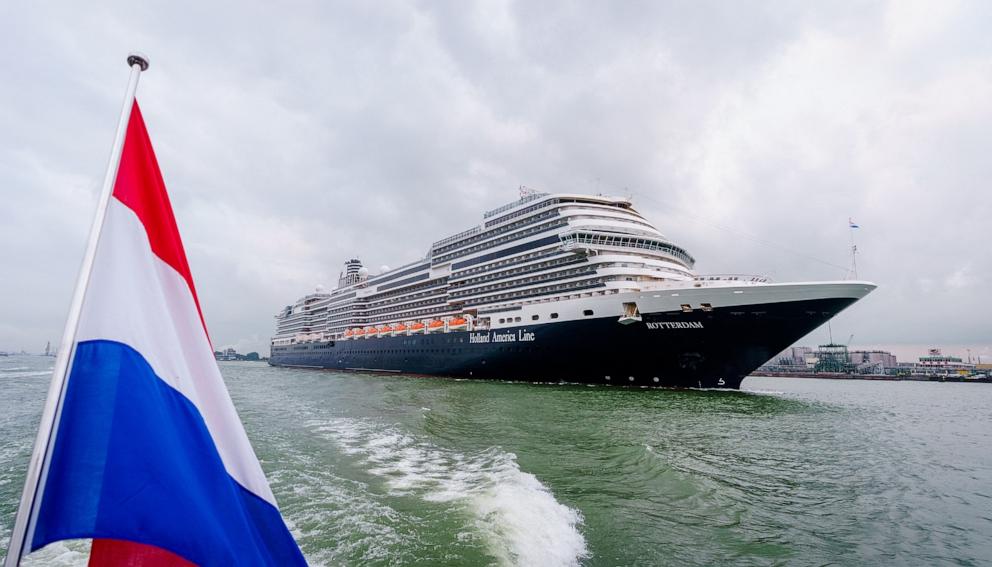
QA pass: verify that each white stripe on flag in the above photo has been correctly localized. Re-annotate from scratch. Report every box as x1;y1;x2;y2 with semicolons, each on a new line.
76;199;276;505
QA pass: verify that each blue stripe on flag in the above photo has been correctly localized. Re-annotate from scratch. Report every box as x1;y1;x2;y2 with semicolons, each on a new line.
32;339;306;566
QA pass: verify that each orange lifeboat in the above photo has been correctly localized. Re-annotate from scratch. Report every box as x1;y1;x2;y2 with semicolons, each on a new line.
343;329;354;340
427;319;445;333
377;325;392;336
448;317;468;331
365;326;378;337
353;328;365;338
409;322;426;334
391;323;407;335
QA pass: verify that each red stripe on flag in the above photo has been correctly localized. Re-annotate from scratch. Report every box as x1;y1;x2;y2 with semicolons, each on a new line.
89;539;197;567
111;101;209;341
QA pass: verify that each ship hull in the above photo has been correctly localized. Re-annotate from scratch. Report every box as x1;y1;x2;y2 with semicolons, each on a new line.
269;295;860;389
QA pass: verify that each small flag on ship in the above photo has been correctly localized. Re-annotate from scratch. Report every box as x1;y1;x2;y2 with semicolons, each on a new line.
849;218;860;229
4;54;306;567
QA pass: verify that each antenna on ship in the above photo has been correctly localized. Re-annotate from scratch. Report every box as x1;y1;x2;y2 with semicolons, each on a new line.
847;218;860;279
519;185;540;198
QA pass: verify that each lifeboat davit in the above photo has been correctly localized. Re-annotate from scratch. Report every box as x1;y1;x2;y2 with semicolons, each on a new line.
448;317;468;331
427;319;445;333
409;322;426;334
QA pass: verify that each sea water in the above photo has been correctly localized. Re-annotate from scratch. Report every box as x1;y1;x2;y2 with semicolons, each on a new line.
2;355;990;566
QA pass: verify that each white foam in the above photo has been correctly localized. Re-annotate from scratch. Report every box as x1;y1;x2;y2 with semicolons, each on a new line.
20;539;90;566
0;370;52;378
266;466;414;566
316;418;588;567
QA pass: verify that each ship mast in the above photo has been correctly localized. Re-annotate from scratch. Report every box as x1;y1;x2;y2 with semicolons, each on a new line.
848;218;859;279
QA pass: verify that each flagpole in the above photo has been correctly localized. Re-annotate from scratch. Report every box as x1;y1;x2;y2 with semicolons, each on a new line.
4;53;149;567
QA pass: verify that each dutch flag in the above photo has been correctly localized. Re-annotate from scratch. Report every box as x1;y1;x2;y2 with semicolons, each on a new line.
8;85;306;563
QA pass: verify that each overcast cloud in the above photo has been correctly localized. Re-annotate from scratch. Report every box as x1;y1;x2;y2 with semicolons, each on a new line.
1;0;989;361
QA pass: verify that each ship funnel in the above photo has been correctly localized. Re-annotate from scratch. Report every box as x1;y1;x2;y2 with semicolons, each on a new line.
339;258;365;286
344;258;363;275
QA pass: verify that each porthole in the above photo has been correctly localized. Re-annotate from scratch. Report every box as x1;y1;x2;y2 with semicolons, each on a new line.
680;304;693;313
550;313;559;319
583;309;594;316
531;314;539;321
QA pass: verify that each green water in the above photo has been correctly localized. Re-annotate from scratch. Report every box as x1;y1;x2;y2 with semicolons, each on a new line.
2;356;991;566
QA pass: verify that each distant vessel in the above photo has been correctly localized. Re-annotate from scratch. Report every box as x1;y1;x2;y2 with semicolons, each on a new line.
918;348;979;380
269;192;875;389
43;341;56;357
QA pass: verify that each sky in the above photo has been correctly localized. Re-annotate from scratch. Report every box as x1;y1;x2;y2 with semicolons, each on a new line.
1;1;989;361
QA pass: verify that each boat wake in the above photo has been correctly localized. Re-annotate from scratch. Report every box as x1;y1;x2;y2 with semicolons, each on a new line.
0;370;52;378
315;418;588;567
17;540;90;566
743;389;787;396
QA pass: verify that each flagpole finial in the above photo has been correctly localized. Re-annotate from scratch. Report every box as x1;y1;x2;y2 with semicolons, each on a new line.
127;52;150;72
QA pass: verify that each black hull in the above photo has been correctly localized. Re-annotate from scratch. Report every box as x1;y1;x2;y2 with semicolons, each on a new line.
269;297;858;389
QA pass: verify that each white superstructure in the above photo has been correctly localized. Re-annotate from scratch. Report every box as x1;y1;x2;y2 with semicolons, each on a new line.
273;192;770;345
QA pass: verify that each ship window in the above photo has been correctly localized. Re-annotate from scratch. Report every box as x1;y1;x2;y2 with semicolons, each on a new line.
531;314;539;321
583;309;594;316
681;304;693;313
514;316;521;322
550;313;559;319
700;303;713;312
498;318;505;324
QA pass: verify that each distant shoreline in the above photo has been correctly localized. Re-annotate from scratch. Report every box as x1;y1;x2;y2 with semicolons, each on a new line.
752;371;991;383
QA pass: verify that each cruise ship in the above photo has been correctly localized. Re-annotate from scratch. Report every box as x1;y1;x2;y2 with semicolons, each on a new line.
269;192;875;389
